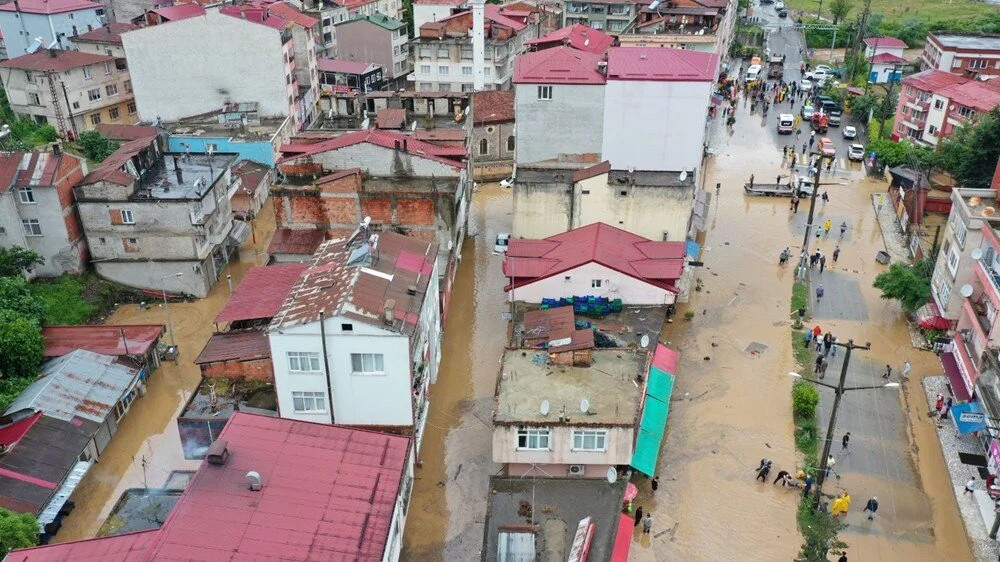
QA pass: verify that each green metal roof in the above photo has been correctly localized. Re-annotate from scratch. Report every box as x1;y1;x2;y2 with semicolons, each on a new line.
337;12;405;31
630;372;675;477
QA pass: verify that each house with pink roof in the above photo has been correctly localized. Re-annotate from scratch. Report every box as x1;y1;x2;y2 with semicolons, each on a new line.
864;36;907;84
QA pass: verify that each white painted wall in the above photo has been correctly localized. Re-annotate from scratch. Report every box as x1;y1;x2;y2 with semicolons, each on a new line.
508;261;676;304
308;141;461;177
492;425;634;470
602;79;711;172
123;10;289;122
0;8;105;58
0;183;83;277
413;2;467;32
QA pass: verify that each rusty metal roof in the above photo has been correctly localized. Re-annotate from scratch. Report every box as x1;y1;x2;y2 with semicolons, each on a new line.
5;350;140;424
270;231;438;336
194;331;271;365
523;306;575;343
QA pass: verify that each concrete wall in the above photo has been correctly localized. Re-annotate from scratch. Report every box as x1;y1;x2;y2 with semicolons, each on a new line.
305;142;462;177
94;256;215;296
492;425;634;472
931;189;1000;319
335;20;397;79
509;261;676;304
123;10;289;122
472;121;514;164
413;3;466;31
0;8;105;58
602;79;710;172
514;83;604;164
200;357;274;381
269;318;414;426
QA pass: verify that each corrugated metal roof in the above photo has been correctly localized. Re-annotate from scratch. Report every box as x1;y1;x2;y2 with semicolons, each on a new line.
523;306;574;343
214;264;308;323
524;24;615;55
42;324;164;358
5;529;159;562
267;228;325;256
277;128;466;169
194;330;271;364
513;46;606;85
5;350;140;424
606;47;718;82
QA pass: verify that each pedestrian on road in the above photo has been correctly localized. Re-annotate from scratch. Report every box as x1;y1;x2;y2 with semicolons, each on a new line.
791;155;797;168
820;254;827;273
811;129;816;139
823;332;832;354
824;219;832;234
793;197;800;212
756;459;772;482
830;335;838;357
902;360;912;380
883;364;892;380
842;432;850;453
773;469;790;485
826;160;833;173
812;325;822;340
940;397;953;420
634;506;643;526
790;195;799;211
776;174;782;186
809;136;815;148
802;142;807;153
642;513;653;534
833;245;841;262
815;354;824;373
651;477;659;492
965;477;977;496
838;554;848;562
863;496;879;520
840;221;847;238
816;284;824;301
935;393;945;412
815;331;823;352
825;455;837;479
822;191;830;203
783;146;788;158
749;174;754;190
802;474;813;496
819;358;828;378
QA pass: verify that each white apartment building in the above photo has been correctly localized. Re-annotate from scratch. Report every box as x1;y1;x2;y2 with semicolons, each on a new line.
413;0;467;31
268;231;441;453
0;0;105;58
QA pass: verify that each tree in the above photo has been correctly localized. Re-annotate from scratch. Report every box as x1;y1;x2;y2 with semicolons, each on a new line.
873;260;933;313
867;139;936;169
848;92;879;121
828;0;853;25
897;18;927;47
0;310;43;380
936;107;1000;189
0;508;38;552
0;247;42;277
77;131;120;163
0;277;45;324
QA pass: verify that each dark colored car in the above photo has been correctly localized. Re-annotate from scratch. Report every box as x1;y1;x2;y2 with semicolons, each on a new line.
778;8;788;17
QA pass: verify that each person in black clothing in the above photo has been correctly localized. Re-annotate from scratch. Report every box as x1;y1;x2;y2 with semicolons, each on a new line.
815;354;824;374
842;432;851;453
773;470;791;485
634;506;643;527
838;554;848;562
863;496;879;520
651;477;659;492
756;459;772;481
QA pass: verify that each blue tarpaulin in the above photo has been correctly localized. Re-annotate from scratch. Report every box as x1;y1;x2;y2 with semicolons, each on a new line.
951;401;987;434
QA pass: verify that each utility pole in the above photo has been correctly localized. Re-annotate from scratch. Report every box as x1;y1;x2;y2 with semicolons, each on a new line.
797;153;823;279
876;64;902;140
847;0;875;81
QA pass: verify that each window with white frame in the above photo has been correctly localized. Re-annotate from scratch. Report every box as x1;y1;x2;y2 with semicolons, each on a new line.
18;187;34;204
438;65;449;75
933;270;952;305
420;64;431;73
572;430;607;451
516;427;550;450
87;88;101;101
351;353;385;375
120;209;134;224
27;93;40;105
537;86;552;100
951;216;968;248
83;66;92;79
591;279;602;288
947;243;960;278
291;391;326;412
104;61;112;75
462;66;472;75
21;219;41;236
106;83;118;96
287;351;321;372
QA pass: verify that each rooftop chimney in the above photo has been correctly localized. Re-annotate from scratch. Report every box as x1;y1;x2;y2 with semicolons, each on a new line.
51;143;61;156
384;298;396;324
48;48;57;58
206;439;229;465
245;470;262;491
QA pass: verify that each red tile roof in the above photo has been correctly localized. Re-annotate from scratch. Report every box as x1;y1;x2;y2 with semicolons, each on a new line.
606;46;718;82
7;413;411;562
412;0;465;4
940;78;1000;112
263;1;319;28
215;263;308;323
5;530;159;562
431;3;527;31
95;123;158;141
271;231;438;335
868;52;907;64
524;24;615;55
219;4;288;29
317;58;376;74
0;0;101;14
194;330;271;364
864;36;907;49
72;22;139;45
0;49;112;72
42;324;164;358
903;69;968;92
278;129;466;169
80;136;156;186
375;108;407;129
267;228;325;256
150;2;205;21
513;45;606;85
503;223;686;292
473;90;514;124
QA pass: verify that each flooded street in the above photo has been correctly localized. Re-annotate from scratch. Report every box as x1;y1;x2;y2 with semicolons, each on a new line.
52;200;276;542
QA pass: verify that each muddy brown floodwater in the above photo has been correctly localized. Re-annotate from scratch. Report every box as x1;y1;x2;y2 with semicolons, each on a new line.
52;200;276;543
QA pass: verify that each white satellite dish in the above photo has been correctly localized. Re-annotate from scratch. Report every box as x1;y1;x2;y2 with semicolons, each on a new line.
606;467;618;484
972;248;984;261
580;399;590;413
640;334;650;348
540;400;550;416
960;284;975;298
678;170;688;182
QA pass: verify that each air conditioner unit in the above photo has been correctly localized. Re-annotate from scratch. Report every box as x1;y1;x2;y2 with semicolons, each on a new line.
568;464;585;476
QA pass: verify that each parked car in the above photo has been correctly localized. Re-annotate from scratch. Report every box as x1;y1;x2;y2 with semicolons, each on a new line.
494;233;511;253
746;64;762;81
775;1;785;8
817;137;837;157
499;175;514;188
777;113;795;134
848;143;865;161
778;9;788;17
843;126;857;139
799;79;813;92
801;104;815;119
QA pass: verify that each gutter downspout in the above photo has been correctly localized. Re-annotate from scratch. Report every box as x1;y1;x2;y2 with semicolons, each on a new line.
318;310;336;424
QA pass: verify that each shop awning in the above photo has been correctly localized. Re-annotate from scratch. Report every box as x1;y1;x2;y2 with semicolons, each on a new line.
952;401;987;434
941;351;973;402
609;514;634;562
631;345;678;477
916;301;951;330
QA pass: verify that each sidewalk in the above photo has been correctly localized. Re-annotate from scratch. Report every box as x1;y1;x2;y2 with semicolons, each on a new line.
871;192;912;264
922;375;1000;562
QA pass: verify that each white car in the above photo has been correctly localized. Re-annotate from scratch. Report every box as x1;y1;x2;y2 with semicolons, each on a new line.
774;1;785;8
848;144;865;161
814;64;832;73
746;64;763;81
799;79;813;92
843;126;857;139
499;175;514;188
494;233;511;253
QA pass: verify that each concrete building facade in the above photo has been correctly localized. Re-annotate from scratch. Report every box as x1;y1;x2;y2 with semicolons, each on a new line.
892;69;1000;146
413;0;467;31
921;33;1000;80
0;149;89;277
932;188;1000;321
0;0;105;58
471;90;515;179
334;13;410;87
562;0;636;34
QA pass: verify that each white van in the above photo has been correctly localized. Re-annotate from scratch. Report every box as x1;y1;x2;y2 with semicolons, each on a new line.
777;113;795;134
746;64;762;81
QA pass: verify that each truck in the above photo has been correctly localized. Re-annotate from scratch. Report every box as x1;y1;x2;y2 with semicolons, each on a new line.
811;111;829;133
744;176;815;197
768;55;784;79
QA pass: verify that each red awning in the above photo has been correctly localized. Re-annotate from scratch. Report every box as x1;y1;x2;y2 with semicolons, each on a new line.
941;351;973;402
846;86;865;95
653;344;679;374
0;411;42;447
610;514;634;562
916;301;951;330
624;482;638;502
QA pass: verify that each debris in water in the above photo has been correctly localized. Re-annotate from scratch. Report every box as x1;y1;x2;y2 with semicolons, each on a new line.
703;356;711;361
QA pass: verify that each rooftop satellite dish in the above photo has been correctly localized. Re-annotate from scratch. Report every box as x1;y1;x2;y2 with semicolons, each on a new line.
972;248;984;261
640;334;650;348
540;400;550;416
580;399;590;413
606;467;618;484
960;284;975;298
678;170;688;182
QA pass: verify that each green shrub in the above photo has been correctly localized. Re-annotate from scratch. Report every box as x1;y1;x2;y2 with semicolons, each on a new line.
792;379;820;419
29;275;93;325
0;507;39;551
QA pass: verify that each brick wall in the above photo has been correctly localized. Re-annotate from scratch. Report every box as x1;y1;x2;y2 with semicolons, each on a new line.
199;358;274;381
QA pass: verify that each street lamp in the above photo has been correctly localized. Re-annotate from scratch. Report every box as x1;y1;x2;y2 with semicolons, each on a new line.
786;338;897;509
159;272;183;348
